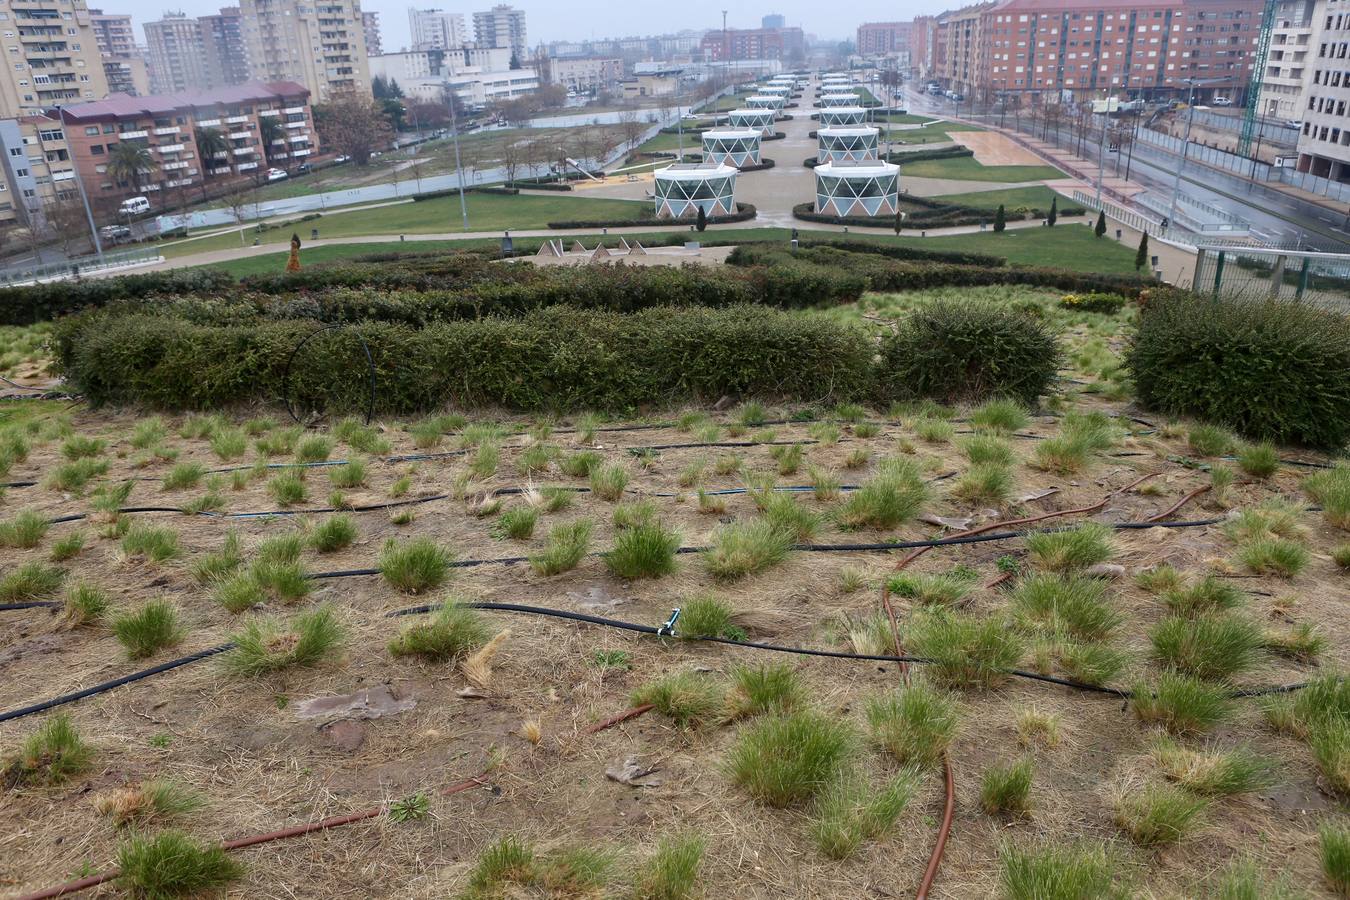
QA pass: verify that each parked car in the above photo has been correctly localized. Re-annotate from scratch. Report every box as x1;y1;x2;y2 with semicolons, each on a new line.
333;154;351;164
98;224;132;243
1212;96;1233;107
1284;119;1303;130
295;162;312;174
266;167;288;182
118;196;150;216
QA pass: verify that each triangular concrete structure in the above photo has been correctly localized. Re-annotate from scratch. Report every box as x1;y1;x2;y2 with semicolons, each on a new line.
536;240;559;257
629;242;648;255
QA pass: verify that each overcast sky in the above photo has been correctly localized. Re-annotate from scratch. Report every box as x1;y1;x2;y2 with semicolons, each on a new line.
127;2;953;55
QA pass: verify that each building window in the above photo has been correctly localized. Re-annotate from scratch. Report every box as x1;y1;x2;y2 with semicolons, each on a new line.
90;144;102;154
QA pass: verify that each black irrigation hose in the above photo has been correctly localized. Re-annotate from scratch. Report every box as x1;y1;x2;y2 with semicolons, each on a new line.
629;439;820;452
281;324;376;428
304;517;1226;581
0;643;235;724
0;600;62;611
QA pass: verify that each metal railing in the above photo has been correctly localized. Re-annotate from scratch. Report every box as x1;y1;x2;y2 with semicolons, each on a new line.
1195;244;1350;310
0;246;160;287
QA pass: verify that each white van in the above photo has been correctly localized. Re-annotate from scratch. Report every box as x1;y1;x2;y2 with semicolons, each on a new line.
1211;96;1232;107
118;196;150;216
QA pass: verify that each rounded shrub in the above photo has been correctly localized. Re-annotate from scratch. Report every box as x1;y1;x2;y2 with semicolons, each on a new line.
1127;289;1350;450
877;301;1061;405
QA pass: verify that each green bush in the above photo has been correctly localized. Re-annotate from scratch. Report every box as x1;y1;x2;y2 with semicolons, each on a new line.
877;301;1061;405
0;268;234;325
1128;289;1350;450
56;306;877;413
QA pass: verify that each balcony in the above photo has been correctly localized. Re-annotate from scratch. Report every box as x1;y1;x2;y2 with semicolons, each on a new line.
259;108;280;116
118;129;147;139
196;118;221;127
51;169;73;181
235;161;258;171
283;106;305;114
225;114;249;124
286;120;307;129
228;130;251;140
153;126;179;136
163;160;188;170
290;148;311;157
208;165;232;176
229;146;255;156
155;143;185;153
288;134;309;143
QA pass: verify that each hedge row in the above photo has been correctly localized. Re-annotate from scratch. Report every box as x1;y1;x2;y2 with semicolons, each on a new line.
545;202;757;230
791;201;1083;230
83;258;867;330
1128;289;1350;450
54;306;878;413
727;244;1150;297
887;147;974;164
0;268;236;326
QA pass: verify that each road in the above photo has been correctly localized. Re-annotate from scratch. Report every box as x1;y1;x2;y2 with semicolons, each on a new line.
904;87;1350;252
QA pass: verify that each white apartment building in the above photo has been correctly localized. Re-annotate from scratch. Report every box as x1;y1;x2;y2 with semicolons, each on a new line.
0;0;109;117
1260;0;1322;119
409;8;466;51
472;4;526;59
239;0;370;100
550;57;623;92
1296;0;1350;178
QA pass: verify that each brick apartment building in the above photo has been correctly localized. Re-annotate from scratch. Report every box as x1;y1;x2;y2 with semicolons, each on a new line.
699;26;805;61
928;0;1263;100
54;80;316;216
857;22;913;56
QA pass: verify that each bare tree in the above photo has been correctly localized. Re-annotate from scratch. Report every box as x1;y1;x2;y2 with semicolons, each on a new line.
618;108;645;153
524;139;550;179
500;140;523;185
571;129;597;171
314;94;393;166
45;195;90;257
220;183;253;246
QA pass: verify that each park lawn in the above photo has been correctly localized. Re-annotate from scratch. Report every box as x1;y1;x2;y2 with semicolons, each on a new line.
930;185;1071;212
160;192;652;259
887;120;983;145
635;130;706;155
900;154;1063;183
874;112;936;125
183;221;1136;278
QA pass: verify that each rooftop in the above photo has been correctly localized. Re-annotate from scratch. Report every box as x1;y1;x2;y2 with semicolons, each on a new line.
55;81;311;121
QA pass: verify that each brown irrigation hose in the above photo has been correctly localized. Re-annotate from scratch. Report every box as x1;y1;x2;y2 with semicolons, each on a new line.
892;471;1159;574
15;774;489;900
1146;484;1211;523
880;581;911;685
584;703;655;734
916;754;956;900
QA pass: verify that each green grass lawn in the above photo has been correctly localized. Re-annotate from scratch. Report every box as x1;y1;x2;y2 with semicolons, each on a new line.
886;121;983;145
929;185;1071;212
635;130;706;155
160;193;652;259
874;113;936;125
899;154;1063;183
185;222;1137;278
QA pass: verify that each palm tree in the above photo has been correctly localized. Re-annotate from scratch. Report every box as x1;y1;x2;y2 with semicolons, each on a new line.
259;118;286;166
194;126;228;199
105;141;158;193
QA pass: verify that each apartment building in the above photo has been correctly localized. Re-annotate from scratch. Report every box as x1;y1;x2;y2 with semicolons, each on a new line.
857;22;913;56
550;57;622;93
409;8;466;51
145;13;210;95
55;80;315;214
0;0;109;117
1259;0;1320;118
0;112;78;229
930;0;1263;99
361;10;381;55
200;8;249;89
910;16;937;78
472;4;526;59
1295;0;1350;178
90;8;147;95
699;26;805;61
239;0;370;100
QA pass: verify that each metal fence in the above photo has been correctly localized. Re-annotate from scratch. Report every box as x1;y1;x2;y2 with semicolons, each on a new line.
0;246;160;287
1071;190;1163;236
1194;245;1350;311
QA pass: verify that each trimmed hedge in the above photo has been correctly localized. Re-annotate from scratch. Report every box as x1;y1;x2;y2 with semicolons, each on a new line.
877;300;1062;405
792;200;1084;231
727;244;1149;297
887;147;974;164
546;202;757;230
54;305;877;413
1127;289;1350;450
413;185;519;200
0;269;236;326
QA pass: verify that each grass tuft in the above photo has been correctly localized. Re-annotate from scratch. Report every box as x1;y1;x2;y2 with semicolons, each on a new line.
980;757;1035;815
959;434;1014;466
1133;672;1232;734
294;435;333;463
811;768;920;860
866;681;959;768
379;537;452;594
676;594;744;640
309;514;357;553
951;462;1015;506
1163;575;1245;617
1014;704;1062;749
1188;424;1235;457
1024;522;1113;571
605;521;679;579
1112;780;1208;846
632;834;704;900
112;598;185;659
836;460;928;530
1011;573;1120;642
1150;738;1278;796
1238;537;1309;578
887;569;977;607
1304;465;1350;529
0;561;65;603
760;492;822;542
14;713;92;783
631;671;725;728
907;609;1024;688
115;830;243;899
162;461;205;491
728;663;804;718
589;464;629;501
1150;614;1263;681
529;519;593;575
64;582;109;626
388;599;490;662
267;471;308;507
704;519;793;581
1236;442;1280;479
226;605;345;675
95;779;205;827
1321;821;1350;897
971;398;1029;434
999;840;1127;900
727;709;855;807
0;508;49;548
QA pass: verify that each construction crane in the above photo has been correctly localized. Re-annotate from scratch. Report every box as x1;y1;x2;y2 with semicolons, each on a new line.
1238;0;1278;159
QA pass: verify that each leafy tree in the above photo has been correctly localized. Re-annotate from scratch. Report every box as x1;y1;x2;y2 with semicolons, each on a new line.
372;75;402;99
314;94;392;166
106;142;158;192
1095;209;1107;237
893;206;903;235
509;50;522;70
1135;231;1149;271
259;117;286;164
1046;196;1058;227
993;203;1006;232
696;205;707;232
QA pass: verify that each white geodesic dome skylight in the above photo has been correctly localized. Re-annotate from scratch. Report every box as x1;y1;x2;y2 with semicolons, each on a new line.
653;163;739;218
701;128;763;168
817;126;880;163
814;159;900;218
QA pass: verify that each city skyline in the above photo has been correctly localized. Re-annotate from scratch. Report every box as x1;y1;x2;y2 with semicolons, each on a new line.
121;0;953;58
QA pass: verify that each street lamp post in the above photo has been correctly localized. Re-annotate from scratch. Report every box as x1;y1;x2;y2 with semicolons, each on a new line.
55;106;103;264
1167;76;1225;230
447;88;470;232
